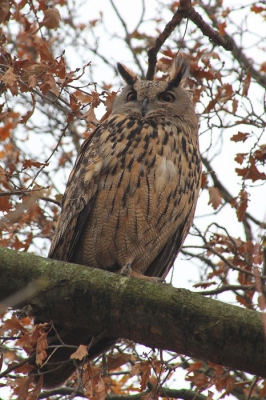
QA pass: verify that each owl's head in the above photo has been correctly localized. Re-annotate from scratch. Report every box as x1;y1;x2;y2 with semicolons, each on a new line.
112;54;197;131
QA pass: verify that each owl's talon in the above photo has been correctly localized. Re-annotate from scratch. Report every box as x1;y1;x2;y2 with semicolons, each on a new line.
120;264;165;283
120;263;132;276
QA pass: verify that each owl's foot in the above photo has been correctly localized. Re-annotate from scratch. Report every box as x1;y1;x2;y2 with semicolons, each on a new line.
120;264;164;283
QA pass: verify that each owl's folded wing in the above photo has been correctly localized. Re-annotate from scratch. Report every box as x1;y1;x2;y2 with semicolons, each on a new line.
48;126;103;261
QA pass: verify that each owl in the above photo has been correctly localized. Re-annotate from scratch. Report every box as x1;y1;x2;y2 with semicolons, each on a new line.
33;54;201;388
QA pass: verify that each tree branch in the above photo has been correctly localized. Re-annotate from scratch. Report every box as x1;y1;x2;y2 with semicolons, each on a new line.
146;0;234;80
0;247;266;378
146;0;191;80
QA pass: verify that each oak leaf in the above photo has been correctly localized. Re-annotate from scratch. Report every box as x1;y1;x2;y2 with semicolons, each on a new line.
1;67;17;86
208;187;223;210
20;94;36;124
234;153;247;165
23;159;48;169
70;344;88;360
236;190;248;222
230;131;249;142
107;353;132;370
254;144;266;162
0;0;9;23
41;8;60;30
236;156;266;182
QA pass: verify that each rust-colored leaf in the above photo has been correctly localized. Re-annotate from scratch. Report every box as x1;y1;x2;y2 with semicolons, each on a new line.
70;344;88;360
254;144;266;162
83;104;99;126
186;371;209;389
39;74;59;97
23;159;48;169
231;131;249;142
251;4;265;13
232;99;238;114
187;361;202;373
1;67;17;86
131;361;151;391
2;315;28;333
107;353;132;370
36;329;49;366
0;0;9;23
41;8;60;30
28;375;43;400
34;39;54;63
200;172;208;188
72;90;93;103
28;74;37;88
94;378;106;400
0;194;12;211
236;190;249;222
236;156;266;182
100;91;117;122
235;153;247;165
208;187;223;210
17;376;34;400
218;21;226;35
20;94;36;124
242;72;251;96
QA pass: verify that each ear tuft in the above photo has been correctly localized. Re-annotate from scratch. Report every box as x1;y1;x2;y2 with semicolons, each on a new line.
117;63;139;86
167;54;190;89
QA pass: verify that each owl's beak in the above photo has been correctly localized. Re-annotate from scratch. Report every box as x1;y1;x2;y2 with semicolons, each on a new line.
141;97;149;116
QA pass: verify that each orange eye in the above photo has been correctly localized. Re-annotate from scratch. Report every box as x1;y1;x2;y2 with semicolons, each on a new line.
127;91;137;102
158;91;175;103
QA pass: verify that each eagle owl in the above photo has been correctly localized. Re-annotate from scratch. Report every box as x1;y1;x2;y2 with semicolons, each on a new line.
35;54;201;388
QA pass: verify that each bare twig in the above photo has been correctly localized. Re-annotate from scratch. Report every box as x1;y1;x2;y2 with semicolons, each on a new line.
146;0;191;80
188;7;233;51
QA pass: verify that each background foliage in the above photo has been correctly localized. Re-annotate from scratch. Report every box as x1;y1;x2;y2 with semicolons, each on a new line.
0;0;266;399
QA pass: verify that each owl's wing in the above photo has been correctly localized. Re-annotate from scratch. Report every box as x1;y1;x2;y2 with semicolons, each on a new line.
49;126;103;261
144;204;196;279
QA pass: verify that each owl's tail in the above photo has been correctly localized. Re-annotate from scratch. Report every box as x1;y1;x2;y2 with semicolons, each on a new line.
30;324;117;389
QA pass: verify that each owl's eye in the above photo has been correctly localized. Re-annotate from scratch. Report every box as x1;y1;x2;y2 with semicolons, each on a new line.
127;91;137;102
158;91;175;103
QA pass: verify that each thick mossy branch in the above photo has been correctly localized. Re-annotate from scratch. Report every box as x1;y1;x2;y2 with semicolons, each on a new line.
0;247;265;377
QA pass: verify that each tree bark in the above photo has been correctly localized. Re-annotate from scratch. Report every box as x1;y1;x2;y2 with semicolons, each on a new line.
0;247;265;377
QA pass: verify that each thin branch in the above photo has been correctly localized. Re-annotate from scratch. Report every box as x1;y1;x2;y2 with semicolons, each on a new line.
188;7;233;51
196;284;255;296
202;156;266;230
198;1;266;90
146;0;191;80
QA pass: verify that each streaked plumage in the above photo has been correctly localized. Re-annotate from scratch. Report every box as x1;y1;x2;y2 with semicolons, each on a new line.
34;54;201;388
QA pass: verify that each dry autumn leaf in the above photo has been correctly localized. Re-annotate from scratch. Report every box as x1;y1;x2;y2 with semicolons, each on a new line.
236;155;266;182
254;144;266;162
20;94;36;124
234;153;247;165
17;376;34;400
107;353;132;370
0;0;9;23
41;8;60;30
1;67;17;87
70;344;88;360
230;131;249;142
208;187;223;210
236;190;248;221
100;91;117;122
22;159;49;169
200;172;208;188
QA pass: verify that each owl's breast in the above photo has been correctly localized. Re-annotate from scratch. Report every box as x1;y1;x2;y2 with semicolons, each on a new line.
74;114;201;273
